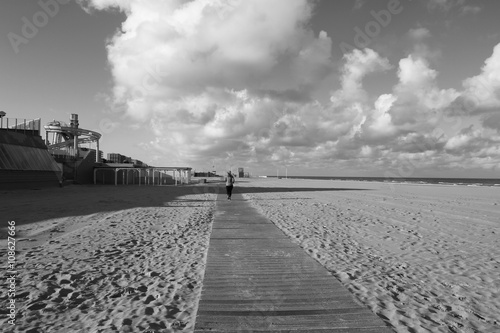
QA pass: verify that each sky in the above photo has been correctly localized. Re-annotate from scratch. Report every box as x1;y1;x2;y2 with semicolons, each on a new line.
1;0;500;177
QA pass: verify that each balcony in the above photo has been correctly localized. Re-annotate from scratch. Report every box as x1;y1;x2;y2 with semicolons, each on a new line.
0;117;41;136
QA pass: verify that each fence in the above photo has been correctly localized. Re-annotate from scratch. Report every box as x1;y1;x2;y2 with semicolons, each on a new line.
0;117;41;136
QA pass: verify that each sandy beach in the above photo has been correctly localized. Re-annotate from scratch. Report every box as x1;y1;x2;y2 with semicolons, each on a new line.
239;179;500;333
0;184;217;332
1;179;499;332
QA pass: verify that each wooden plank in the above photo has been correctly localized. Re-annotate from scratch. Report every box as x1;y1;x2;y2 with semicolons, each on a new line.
194;190;393;332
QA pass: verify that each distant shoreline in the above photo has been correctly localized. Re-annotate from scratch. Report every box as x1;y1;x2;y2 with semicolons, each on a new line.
264;176;500;186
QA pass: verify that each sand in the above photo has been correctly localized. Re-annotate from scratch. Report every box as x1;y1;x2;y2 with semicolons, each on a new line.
238;179;500;333
1;179;499;333
0;184;217;333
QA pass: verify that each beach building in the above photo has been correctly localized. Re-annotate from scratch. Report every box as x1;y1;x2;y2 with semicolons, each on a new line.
93;165;192;186
0;115;62;189
1;112;193;188
44;114;102;184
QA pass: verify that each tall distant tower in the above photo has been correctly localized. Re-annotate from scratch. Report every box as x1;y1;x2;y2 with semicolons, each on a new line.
70;114;79;157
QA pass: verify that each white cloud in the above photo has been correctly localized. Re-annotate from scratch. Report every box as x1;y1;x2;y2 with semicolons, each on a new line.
81;0;500;175
383;54;459;136
79;0;338;163
462;43;500;110
331;48;392;106
363;94;397;138
77;0;132;13
397;55;437;87
444;130;476;150
91;0;332;117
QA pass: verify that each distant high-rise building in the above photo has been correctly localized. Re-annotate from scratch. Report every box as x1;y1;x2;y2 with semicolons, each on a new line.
107;153;128;163
238;167;244;178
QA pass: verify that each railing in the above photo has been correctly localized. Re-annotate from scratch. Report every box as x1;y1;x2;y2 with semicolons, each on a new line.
0;117;41;136
50;150;78;160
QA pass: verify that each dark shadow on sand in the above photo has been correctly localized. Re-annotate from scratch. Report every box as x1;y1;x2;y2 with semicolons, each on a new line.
0;184;216;240
0;182;371;239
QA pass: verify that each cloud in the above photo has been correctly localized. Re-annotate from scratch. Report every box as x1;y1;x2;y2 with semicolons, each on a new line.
482;113;500;132
78;0;338;163
398;55;437;87
407;26;441;63
359;93;397;140
77;0;132;13
443;126;500;173
82;0;500;175
82;0;332;110
462;43;500;110
427;0;463;12
331;48;392;106
427;0;481;16
444;126;479;151
460;5;481;16
408;27;431;41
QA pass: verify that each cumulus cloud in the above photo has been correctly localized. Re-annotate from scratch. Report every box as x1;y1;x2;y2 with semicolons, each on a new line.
387;55;459;131
398;55;437;86
462;43;500;110
82;0;500;175
111;0;329;108
331;48;392;106
359;93;397;140
79;0;338;164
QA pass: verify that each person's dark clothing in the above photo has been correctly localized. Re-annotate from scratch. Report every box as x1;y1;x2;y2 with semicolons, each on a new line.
225;174;235;199
226;185;233;199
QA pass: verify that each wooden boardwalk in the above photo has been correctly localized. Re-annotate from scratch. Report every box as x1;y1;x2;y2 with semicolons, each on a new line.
194;190;393;332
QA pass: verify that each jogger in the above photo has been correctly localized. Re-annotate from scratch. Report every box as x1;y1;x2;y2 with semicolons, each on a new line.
225;171;235;200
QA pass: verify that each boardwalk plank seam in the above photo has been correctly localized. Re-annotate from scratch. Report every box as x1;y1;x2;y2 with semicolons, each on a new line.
194;189;393;332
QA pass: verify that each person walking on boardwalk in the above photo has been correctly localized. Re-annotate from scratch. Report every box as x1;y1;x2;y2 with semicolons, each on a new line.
225;171;235;200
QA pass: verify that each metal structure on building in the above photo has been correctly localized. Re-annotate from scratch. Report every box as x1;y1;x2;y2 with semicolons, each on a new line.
44;114;102;162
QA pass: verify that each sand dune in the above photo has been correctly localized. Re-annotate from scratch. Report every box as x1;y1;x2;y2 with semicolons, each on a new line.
239;179;500;333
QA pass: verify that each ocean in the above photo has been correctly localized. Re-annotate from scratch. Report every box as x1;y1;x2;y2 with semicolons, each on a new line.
265;176;500;187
